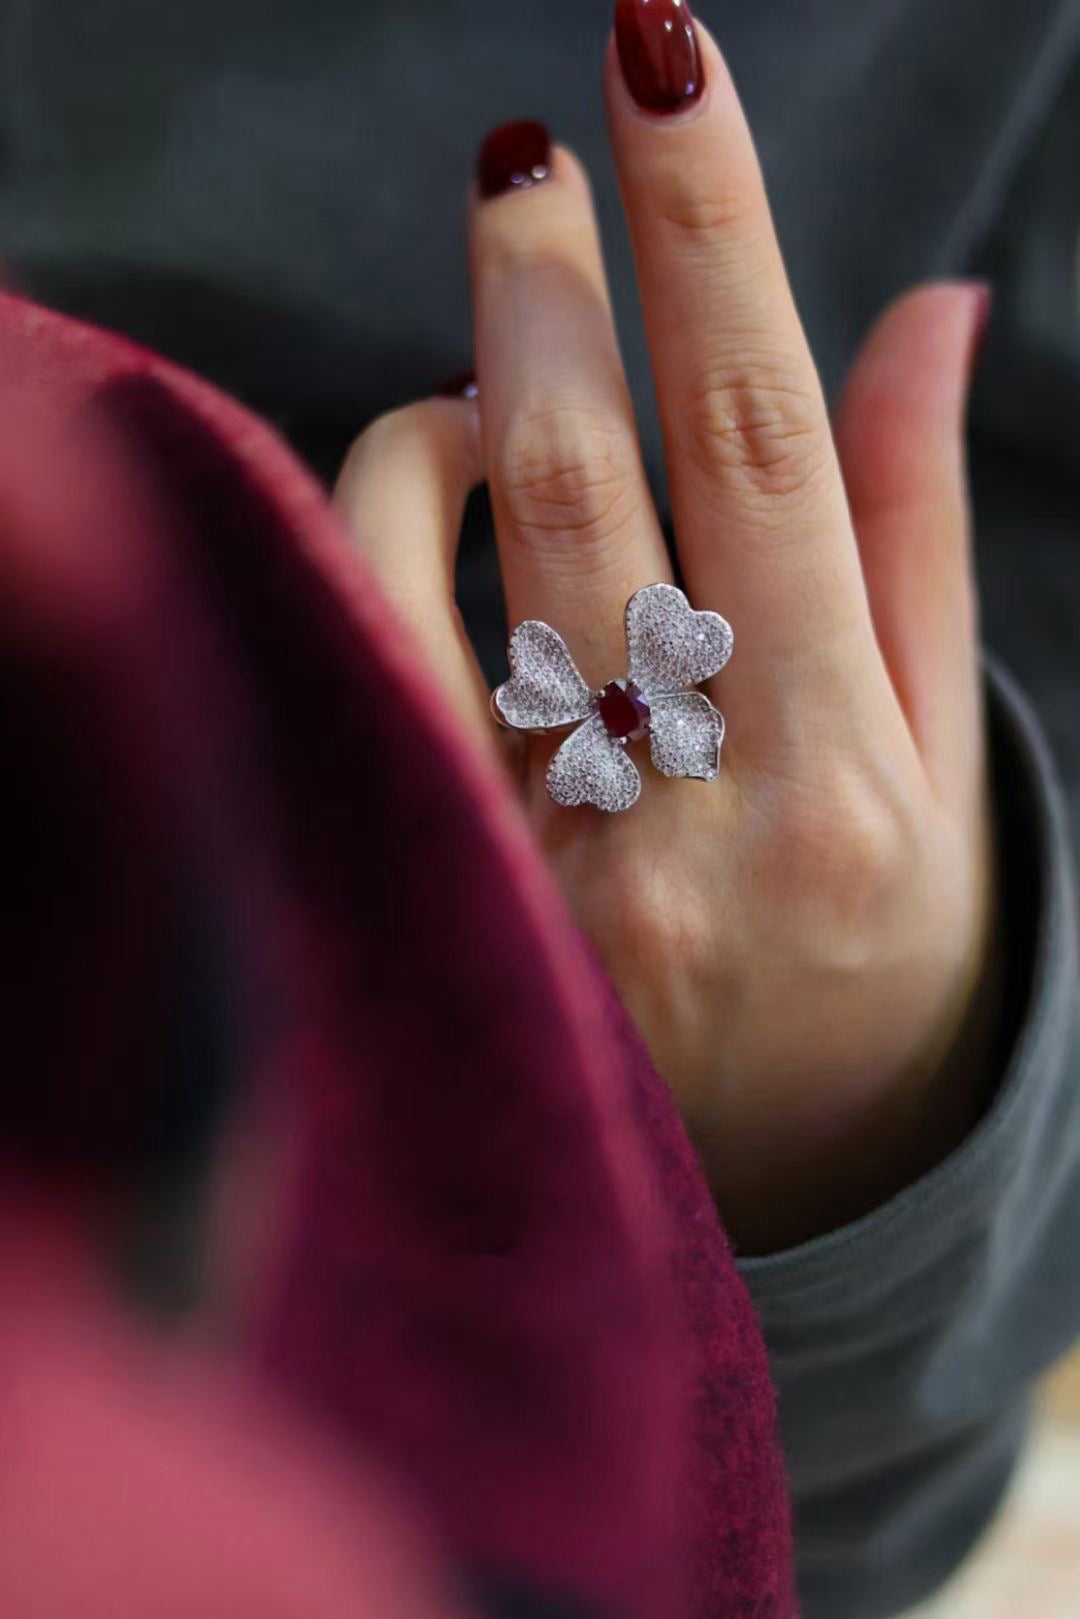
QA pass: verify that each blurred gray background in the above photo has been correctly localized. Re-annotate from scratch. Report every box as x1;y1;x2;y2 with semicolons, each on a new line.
0;0;1076;840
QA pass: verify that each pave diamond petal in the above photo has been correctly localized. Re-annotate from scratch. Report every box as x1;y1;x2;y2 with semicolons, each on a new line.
547;714;642;813
494;621;595;731
626;583;733;696
649;693;726;781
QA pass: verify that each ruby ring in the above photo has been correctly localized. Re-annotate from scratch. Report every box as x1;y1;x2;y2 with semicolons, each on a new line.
492;583;733;814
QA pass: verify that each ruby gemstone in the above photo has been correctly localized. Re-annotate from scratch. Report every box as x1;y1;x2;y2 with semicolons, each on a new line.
598;680;651;742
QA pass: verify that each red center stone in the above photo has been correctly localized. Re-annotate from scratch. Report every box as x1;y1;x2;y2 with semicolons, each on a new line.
598;680;651;742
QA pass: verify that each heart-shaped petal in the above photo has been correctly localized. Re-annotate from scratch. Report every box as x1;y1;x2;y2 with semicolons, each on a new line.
493;620;594;732
626;583;733;696
649;693;725;782
547;714;642;813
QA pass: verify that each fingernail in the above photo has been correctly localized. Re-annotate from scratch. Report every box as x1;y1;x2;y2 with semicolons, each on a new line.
476;121;553;199
435;370;479;400
615;0;705;115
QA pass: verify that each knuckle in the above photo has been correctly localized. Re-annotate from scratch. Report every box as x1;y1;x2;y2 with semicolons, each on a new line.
340;404;421;471
656;184;748;245
496;406;640;561
605;868;714;986
783;769;914;937
684;365;831;504
834;795;909;902
354;403;416;451
481;235;574;290
339;415;390;479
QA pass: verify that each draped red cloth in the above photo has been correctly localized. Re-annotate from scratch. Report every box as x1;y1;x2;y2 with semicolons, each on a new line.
0;293;795;1619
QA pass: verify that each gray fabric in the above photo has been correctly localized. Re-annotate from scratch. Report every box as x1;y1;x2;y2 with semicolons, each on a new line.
0;3;1077;1616
1;0;1075;456
740;659;1080;1617
969;45;1080;850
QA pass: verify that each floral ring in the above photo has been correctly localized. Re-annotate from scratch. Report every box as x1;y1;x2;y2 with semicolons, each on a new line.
492;583;734;814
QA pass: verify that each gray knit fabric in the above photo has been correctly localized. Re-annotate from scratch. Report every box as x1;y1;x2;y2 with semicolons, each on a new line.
741;660;1080;1616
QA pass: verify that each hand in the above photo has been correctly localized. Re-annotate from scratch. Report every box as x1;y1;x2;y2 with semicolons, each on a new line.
334;10;997;1253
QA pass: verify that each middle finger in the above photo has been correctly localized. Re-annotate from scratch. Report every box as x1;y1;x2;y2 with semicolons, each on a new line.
470;121;672;685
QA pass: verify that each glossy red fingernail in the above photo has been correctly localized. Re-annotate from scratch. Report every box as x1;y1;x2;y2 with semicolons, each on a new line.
476;121;552;199
615;0;704;114
435;370;478;400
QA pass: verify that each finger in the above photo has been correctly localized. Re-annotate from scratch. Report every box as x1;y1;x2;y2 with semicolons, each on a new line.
835;282;990;809
333;397;493;745
470;122;671;684
606;6;877;735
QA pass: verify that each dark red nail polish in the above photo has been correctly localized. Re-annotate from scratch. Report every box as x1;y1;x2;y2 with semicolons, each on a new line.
615;0;704;114
476;120;552;199
435;370;478;400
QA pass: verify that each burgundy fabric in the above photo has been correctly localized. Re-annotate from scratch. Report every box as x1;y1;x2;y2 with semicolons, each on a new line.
0;292;795;1618
0;1208;474;1619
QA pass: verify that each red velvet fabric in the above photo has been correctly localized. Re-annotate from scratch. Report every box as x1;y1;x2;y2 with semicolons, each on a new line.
0;294;795;1618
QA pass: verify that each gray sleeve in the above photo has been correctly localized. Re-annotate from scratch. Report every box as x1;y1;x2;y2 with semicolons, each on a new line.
738;658;1080;1619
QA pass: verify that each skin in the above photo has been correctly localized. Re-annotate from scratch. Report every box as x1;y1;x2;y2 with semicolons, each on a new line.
333;27;998;1255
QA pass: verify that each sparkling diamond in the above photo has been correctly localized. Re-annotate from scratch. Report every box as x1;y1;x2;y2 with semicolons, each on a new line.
495;583;732;814
547;714;642;813
494;620;594;731
649;693;725;780
626;582;733;695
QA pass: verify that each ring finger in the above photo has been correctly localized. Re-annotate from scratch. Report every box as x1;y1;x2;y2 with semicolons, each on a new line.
607;5;887;745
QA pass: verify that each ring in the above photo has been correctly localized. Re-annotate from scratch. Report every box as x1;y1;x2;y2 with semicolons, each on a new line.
492;583;733;814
